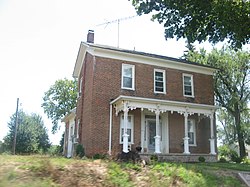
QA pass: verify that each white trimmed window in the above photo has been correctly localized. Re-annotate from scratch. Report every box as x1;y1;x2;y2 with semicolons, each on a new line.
154;69;166;93
120;115;134;144
188;119;196;146
121;64;135;90
78;77;83;97
76;119;80;139
183;74;194;97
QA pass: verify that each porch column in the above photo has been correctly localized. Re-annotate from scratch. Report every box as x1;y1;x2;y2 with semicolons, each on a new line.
155;109;161;154
183;112;190;154
122;104;129;153
209;114;216;155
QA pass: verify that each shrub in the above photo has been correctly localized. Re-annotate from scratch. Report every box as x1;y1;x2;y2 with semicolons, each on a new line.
47;145;61;156
218;145;241;163
230;152;242;163
93;153;107;159
198;156;205;162
76;144;85;158
150;155;158;162
218;157;228;163
242;157;250;164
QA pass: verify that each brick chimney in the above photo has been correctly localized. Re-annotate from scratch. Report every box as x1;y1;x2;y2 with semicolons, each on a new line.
87;30;94;43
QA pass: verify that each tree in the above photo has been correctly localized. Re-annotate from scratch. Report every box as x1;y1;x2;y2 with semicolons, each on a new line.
41;78;77;133
3;111;51;154
131;0;250;48
0;140;3;153
186;47;250;158
217;108;236;145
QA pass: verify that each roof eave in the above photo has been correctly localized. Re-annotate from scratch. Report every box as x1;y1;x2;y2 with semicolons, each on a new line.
72;42;89;78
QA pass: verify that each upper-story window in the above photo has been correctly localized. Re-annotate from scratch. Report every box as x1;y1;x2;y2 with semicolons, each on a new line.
121;64;135;90
188;119;196;146
154;69;166;94
78;77;83;97
183;74;194;97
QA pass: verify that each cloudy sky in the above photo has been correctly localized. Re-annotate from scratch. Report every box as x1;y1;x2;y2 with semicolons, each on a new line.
0;0;218;144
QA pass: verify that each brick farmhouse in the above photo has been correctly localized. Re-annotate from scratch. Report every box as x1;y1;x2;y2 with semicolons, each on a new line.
63;31;218;162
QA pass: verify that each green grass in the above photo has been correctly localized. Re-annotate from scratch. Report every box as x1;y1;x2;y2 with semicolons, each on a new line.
0;154;248;187
196;162;250;171
106;162;134;187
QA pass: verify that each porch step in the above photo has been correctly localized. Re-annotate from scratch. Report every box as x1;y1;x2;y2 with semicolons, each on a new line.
238;172;250;187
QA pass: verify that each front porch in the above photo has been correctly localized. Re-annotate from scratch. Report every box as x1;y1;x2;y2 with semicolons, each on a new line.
110;95;218;159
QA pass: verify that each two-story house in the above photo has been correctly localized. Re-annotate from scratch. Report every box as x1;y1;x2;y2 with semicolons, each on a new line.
64;30;218;162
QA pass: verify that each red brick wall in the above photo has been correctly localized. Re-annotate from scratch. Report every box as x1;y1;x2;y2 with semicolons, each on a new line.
76;53;95;155
168;113;210;154
91;56;214;105
76;53;214;156
169;113;184;153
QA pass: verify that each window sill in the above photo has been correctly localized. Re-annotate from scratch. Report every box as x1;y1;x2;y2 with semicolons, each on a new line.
184;95;194;98
189;144;197;147
154;91;166;94
119;142;134;145
121;87;135;91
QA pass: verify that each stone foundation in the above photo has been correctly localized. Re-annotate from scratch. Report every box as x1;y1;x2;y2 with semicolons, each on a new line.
140;153;217;163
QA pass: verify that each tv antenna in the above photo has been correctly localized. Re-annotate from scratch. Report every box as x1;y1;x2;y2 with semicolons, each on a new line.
96;15;137;48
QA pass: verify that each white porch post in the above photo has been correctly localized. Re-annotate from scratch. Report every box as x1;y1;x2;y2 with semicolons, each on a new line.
122;103;129;153
154;109;161;154
183;112;190;154
209;114;216;155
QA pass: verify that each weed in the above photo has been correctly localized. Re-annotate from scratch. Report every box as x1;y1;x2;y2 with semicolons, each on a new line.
107;162;134;187
76;144;85;158
122;162;142;172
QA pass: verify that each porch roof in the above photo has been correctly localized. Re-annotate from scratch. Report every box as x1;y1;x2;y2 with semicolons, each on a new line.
61;108;76;123
111;95;219;116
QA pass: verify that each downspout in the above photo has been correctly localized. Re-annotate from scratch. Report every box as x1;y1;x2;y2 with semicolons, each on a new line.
108;103;112;155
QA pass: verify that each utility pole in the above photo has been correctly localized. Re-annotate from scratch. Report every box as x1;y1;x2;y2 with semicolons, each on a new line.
13;98;19;155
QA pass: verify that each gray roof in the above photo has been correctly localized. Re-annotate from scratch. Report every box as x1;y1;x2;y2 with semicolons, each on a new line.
86;42;217;70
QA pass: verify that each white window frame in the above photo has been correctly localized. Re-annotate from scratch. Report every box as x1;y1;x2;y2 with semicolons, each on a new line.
154;69;166;94
76;119;80;139
119;114;134;144
121;64;135;90
188;119;196;146
183;74;194;97
78;77;83;97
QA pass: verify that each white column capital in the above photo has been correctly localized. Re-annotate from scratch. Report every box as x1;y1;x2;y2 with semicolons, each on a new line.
184;112;188;118
155;109;160;116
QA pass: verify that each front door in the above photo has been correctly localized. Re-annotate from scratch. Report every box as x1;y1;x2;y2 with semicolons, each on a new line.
147;119;156;152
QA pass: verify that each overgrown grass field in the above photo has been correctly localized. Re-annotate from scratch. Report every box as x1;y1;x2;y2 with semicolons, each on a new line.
0;154;249;187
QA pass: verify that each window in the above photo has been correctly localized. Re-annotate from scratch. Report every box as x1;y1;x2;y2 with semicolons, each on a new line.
183;74;194;97
78;77;83;97
154;69;166;93
76;119;80;139
121;64;135;90
120;115;134;144
188;119;196;146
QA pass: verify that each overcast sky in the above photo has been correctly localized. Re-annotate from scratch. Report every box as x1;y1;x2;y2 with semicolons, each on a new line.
0;0;225;145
